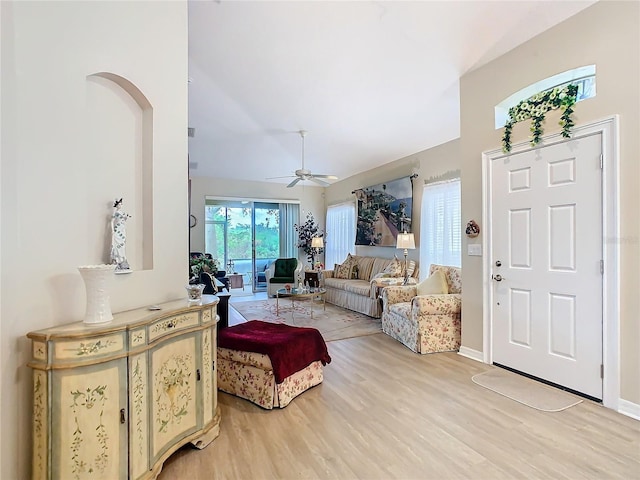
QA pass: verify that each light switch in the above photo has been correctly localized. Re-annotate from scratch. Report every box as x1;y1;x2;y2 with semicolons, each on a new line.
467;244;482;256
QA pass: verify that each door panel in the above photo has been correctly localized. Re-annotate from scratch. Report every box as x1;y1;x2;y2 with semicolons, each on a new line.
491;134;603;399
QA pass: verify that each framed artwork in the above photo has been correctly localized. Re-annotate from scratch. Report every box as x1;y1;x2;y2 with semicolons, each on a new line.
354;175;414;246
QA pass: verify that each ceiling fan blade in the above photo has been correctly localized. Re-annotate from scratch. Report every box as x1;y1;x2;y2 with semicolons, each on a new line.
309;177;330;187
287;178;302;188
266;175;296;180
311;174;338;180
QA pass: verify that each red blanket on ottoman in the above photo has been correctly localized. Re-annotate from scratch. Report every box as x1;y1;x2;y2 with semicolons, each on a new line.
218;320;331;383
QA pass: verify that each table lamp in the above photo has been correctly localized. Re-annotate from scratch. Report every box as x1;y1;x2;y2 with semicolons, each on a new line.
396;231;415;285
311;236;324;268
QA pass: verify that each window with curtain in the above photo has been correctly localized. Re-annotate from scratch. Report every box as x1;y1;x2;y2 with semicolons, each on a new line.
325;202;356;268
420;179;461;278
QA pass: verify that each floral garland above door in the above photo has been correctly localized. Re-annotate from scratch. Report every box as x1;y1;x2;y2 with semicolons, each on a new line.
502;84;579;153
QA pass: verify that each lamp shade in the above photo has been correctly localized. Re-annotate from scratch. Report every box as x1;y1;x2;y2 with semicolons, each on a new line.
396;232;415;250
311;237;324;248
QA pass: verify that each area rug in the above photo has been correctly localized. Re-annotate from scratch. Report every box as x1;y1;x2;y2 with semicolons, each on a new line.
231;299;382;342
472;368;583;412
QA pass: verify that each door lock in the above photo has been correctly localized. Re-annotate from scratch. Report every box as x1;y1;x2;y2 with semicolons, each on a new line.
495;260;502;267
492;274;503;282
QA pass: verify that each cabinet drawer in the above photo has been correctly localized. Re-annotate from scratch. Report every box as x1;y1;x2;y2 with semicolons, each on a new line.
148;312;199;342
53;333;125;362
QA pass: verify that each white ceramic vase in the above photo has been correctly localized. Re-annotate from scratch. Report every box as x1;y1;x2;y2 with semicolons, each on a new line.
78;264;116;324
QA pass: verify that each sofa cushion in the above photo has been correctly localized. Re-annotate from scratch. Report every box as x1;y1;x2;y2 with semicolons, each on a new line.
370;257;392;280
325;277;352;290
342;279;372;297
382;257;403;276
274;258;297;277
429;264;462;294
334;262;353;279
353;256;375;280
402;259;417;278
416;270;449;295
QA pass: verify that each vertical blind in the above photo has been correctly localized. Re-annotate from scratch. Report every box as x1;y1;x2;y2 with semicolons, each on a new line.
325;202;356;267
420;179;461;277
279;202;300;257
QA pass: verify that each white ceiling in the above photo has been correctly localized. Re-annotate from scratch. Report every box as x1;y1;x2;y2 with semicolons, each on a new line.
187;0;596;185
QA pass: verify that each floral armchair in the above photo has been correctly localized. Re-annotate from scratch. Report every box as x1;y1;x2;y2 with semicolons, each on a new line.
381;264;461;354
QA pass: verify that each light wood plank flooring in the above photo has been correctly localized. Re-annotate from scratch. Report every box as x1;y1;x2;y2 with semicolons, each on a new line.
159;332;639;480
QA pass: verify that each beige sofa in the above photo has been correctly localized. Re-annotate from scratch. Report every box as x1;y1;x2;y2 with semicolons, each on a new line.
324;254;418;318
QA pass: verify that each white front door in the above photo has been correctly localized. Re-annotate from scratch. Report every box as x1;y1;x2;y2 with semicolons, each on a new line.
490;133;603;399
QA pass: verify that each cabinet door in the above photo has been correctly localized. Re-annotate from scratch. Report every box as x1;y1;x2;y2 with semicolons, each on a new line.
149;333;200;463
51;358;128;480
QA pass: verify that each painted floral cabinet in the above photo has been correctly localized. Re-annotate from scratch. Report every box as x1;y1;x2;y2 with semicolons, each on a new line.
27;296;220;480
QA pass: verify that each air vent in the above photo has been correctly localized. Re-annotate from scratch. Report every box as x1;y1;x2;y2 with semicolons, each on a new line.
188;127;195;138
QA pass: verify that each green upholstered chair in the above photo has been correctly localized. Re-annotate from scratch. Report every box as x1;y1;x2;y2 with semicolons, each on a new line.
265;258;303;296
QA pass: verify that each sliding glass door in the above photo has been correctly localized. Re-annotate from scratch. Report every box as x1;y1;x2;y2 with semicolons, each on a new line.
252;203;279;291
204;199;299;292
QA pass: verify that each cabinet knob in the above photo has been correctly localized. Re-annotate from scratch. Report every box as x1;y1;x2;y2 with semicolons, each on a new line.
196;369;201;381
120;408;126;424
166;321;175;328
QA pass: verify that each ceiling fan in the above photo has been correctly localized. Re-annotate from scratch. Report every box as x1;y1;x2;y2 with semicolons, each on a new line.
268;130;338;188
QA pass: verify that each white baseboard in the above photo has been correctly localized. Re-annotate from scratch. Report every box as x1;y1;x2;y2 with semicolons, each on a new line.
618;398;640;421
458;346;484;363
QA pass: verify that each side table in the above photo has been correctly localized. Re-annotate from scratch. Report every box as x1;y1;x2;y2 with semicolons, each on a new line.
226;273;244;290
304;270;323;288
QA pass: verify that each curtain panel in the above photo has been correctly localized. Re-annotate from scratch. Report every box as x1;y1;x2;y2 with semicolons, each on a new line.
279;203;300;258
325;202;356;267
419;179;461;279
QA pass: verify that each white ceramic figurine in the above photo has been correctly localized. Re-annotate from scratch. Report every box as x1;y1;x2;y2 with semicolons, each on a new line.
111;198;131;271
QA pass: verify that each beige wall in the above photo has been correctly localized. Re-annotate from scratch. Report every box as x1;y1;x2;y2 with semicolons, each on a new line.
459;1;640;402
325;139;461;270
1;2;188;478
189;176;326;267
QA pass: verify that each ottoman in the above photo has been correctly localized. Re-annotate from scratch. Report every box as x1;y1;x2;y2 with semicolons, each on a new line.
217;320;331;409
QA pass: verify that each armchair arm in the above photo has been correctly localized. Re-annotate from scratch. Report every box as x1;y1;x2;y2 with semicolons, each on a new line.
381;286;418;312
294;262;304;282
264;262;276;283
370;276;401;298
412;294;461;316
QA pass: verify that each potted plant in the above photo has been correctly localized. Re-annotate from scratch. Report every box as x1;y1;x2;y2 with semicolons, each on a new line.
189;255;219;282
294;212;324;266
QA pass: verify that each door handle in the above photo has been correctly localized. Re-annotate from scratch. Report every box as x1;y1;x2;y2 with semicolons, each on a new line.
492;274;503;282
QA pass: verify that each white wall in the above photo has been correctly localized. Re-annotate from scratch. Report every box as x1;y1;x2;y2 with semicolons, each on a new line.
189;176;326;268
0;2;188;478
459;1;639;402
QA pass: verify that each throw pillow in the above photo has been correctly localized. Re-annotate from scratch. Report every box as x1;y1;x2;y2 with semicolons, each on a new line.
335;260;354;279
416;270;449;296
405;260;416;278
382;258;402;276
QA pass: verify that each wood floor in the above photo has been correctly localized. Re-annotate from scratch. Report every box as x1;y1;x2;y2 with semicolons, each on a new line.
158;332;640;480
